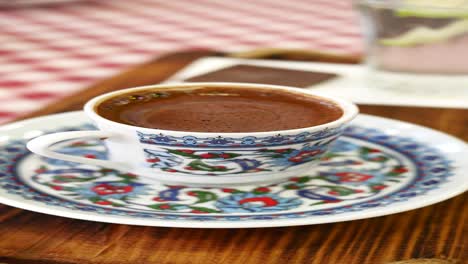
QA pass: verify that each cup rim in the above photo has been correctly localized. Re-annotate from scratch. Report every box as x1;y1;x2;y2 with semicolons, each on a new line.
84;82;359;136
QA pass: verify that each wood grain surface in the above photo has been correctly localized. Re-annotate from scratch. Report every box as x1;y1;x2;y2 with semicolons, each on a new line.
0;51;466;264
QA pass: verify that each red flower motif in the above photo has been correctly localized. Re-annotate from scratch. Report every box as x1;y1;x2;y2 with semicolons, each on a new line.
191;210;208;214
299;150;321;157
324;199;341;203
95;200;112;205
288;150;322;163
152;197;166;202
179;149;195;154
167;185;186;189
327;191;339;195
92;183;133;195
285;184;299;189
368;149;381;153
165;169;178;173
238;197;278;206
214;165;226;169
199;153;215;159
84;154;96;159
219;153;231;159
71;141;86;146
372;185;387;190
51;185;63;190
275;149;289;153
35;168;47;173
222;188;235;193
393;167;408;173
288;157;303;163
254;187;270;193
146;158;160;163
159;204;171;210
335;172;373;182
187;191;197;196
184;166;195;170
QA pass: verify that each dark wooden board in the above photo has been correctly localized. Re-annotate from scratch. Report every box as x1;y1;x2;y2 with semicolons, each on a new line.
0;51;466;264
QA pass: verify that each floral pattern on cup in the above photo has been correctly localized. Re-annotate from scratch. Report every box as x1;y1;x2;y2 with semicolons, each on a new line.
137;127;343;148
143;143;329;175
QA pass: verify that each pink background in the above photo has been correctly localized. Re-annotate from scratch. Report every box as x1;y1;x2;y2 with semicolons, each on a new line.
0;0;362;123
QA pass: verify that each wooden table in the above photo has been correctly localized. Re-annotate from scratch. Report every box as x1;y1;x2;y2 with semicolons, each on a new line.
0;51;466;264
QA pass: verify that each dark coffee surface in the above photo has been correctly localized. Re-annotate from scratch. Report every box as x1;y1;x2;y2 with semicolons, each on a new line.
97;87;343;132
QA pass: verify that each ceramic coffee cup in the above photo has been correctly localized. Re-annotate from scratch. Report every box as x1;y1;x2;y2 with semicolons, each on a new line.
27;83;358;186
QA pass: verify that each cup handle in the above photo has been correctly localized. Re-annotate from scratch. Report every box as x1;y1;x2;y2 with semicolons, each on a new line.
27;131;131;171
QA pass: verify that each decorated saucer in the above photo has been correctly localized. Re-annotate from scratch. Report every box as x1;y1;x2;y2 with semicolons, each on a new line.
0;112;466;228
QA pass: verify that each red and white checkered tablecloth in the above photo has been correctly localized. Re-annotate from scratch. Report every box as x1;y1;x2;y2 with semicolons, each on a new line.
0;0;362;124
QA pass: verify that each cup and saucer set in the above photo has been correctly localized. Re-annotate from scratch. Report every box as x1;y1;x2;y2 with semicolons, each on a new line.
1;83;466;228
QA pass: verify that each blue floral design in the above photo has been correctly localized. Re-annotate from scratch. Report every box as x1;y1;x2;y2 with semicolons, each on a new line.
228;159;262;171
204;137;235;145
215;193;302;213
293;132;311;142
240;136;257;145
137;132;176;144
182;136;198;145
297;189;341;201
137;127;343;148
262;135;288;144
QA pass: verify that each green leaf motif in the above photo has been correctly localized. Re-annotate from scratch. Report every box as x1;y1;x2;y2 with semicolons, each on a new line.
283;184;302;190
189;206;220;213
53;175;97;183
217;153;241;159
187;160;233;172
148;203;182;210
387;179;401;182
359;147;373;155
189;191;218;204
296;176;311;183
323;185;357;196
271;154;284;158
88;196;101;202
320;153;342;160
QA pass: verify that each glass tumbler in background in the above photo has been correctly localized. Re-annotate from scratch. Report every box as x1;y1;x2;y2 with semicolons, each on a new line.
357;0;468;92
